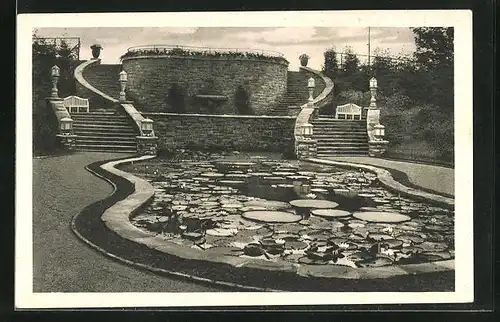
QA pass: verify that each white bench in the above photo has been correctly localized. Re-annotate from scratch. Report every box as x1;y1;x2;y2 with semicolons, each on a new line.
335;103;362;120
63;95;90;113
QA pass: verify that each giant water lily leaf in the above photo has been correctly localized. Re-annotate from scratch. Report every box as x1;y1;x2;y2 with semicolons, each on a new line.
243;200;290;210
205;228;238;237
289;199;339;209
353;211;411;223
242;210;302;223
311;209;351;219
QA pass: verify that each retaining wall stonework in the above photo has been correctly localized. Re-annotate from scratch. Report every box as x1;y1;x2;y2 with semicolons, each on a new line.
145;113;296;154
122;56;288;115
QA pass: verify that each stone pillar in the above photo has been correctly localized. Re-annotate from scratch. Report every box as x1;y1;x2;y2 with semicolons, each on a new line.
136;135;159;156
307;77;315;102
56;133;77;151
119;70;127;102
366;77;389;157
50;65;60;99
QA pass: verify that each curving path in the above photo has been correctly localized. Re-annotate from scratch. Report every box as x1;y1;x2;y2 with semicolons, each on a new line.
33;152;222;292
322;156;454;197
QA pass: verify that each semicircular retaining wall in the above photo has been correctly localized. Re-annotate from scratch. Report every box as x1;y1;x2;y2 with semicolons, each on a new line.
122;55;288;115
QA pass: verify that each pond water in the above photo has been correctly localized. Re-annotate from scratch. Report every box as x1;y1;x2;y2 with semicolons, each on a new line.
120;152;454;268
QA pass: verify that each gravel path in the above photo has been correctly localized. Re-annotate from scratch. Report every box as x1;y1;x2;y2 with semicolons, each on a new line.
33;152;222;292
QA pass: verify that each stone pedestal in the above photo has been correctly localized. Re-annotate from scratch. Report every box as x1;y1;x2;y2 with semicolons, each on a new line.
137;136;159;155
296;138;317;159
368;140;389;157
56;134;77;151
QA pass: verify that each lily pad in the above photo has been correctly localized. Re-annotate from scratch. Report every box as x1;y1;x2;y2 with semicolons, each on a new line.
368;233;394;242
243;243;265;257
243;200;290;210
381;239;404;248
200;172;224;178
396;234;425;244
206;246;245;256
205;228;238;237
289;199;339;209
420;251;452;261
298;256;329;265
242;210;302;223
418;241;449;252
182;231;205;241
353;211;411;223
356;255;394;267
284;240;308;250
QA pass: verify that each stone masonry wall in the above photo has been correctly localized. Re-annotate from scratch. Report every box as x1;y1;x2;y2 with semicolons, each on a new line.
146;113;296;154
122;56;288;115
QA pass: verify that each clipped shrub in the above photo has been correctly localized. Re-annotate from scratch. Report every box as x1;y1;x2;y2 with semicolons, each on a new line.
234;85;253;115
167;83;186;113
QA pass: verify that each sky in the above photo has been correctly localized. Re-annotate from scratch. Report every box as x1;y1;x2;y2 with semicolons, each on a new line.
34;27;416;71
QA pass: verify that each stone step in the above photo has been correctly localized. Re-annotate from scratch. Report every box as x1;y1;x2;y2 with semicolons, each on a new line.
76;142;136;150
73;130;136;137
313;135;368;144
76;135;136;141
316;152;368;157
75;146;137;153
73;119;131;126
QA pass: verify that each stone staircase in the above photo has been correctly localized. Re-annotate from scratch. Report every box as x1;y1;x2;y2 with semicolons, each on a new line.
82;63;122;100
312;117;369;157
270;71;325;116
73;61;139;153
71;111;138;153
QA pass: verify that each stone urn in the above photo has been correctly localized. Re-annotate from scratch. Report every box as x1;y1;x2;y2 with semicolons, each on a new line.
91;44;102;59
299;54;310;67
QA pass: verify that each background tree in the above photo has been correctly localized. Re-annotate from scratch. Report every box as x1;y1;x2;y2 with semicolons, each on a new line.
322;48;339;79
32;31;77;155
341;47;360;76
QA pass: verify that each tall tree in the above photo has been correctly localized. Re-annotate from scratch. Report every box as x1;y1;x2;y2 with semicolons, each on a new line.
341;46;360;76
322;48;339;79
412;27;454;70
411;27;454;113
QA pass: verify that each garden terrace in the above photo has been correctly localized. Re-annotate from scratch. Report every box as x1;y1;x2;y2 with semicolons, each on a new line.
120;45;289;65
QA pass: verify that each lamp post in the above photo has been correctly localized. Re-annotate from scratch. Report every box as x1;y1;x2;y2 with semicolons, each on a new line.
119;70;127;102
307;77;315;102
60;117;73;135
50;65;60;98
373;124;385;141
141;118;154;136
369;77;378;109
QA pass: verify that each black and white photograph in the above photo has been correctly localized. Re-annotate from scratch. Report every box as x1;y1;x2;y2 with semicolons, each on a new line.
16;10;473;308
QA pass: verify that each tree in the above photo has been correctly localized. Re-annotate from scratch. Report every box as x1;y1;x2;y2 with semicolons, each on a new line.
412;27;453;70
411;27;454;113
32;32;77;155
322;48;339;79
341;47;360;76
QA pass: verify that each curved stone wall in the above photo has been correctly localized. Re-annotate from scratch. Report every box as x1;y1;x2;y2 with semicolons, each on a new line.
122;55;288;115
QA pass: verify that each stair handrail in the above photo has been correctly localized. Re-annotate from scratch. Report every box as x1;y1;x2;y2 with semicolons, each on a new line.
293;67;334;157
74;59;152;136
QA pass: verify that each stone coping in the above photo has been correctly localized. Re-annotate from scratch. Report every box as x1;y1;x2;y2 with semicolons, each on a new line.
294;67;334;150
74;59;149;137
142;112;296;119
120;54;289;66
94;155;455;284
306;158;454;209
74;59;118;104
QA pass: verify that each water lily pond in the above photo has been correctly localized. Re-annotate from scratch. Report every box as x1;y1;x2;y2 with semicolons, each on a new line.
119;152;454;269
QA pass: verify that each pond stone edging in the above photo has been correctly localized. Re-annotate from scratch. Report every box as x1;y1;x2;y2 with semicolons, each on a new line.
85;156;455;284
306;158;454;209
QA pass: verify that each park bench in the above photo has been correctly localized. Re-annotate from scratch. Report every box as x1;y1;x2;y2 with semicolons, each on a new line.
335;103;362;120
63;95;90;113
